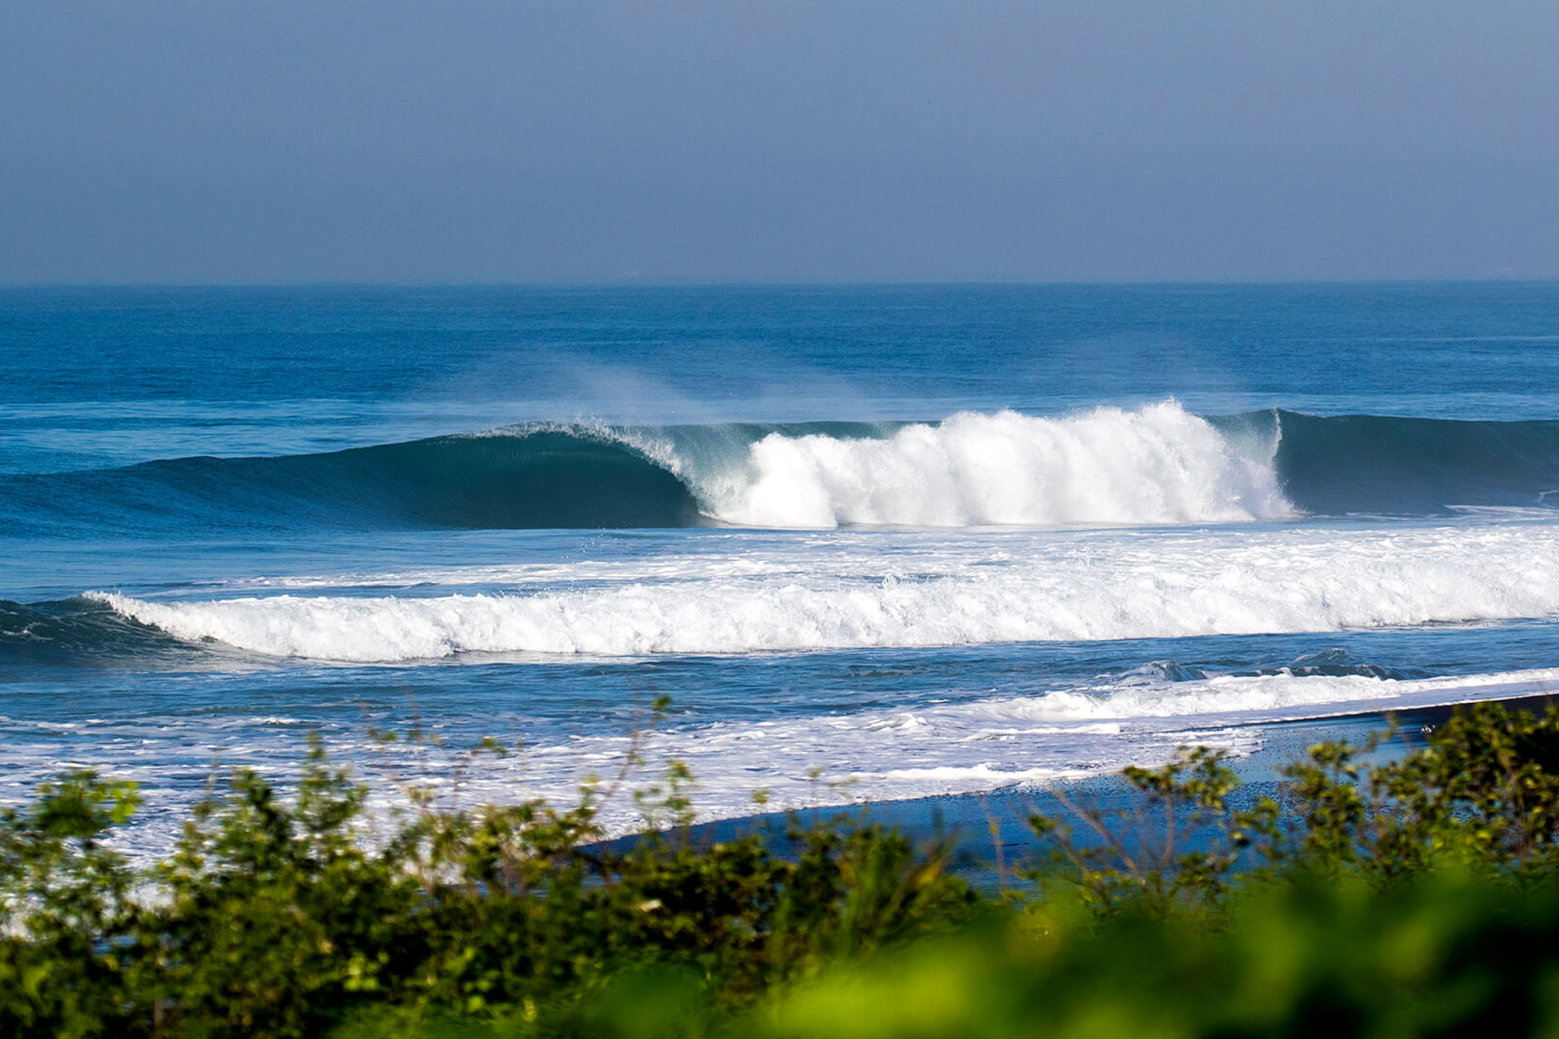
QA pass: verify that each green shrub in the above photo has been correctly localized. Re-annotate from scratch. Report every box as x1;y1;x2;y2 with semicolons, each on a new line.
0;736;972;1037
1024;702;1559;922
5;701;1559;1036
750;872;1559;1039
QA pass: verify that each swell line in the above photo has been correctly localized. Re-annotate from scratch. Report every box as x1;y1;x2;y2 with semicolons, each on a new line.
6;404;1559;535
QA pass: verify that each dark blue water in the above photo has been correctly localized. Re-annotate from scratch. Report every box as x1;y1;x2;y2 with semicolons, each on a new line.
3;283;1559;851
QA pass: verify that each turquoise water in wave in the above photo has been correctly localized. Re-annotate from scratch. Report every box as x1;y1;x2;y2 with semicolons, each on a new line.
3;283;1559;851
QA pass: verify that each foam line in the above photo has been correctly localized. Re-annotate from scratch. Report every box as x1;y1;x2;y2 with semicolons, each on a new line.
89;523;1559;661
358;667;1559;832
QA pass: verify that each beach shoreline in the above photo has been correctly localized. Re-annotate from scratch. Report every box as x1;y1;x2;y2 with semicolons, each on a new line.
637;690;1559;884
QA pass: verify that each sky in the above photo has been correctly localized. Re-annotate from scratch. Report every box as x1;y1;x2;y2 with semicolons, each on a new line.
2;1;1556;284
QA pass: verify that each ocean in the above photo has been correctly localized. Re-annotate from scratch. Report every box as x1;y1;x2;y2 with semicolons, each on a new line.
4;282;1559;854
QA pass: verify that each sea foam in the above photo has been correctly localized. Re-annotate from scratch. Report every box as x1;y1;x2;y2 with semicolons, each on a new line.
501;666;1559;827
89;523;1559;661
697;403;1293;527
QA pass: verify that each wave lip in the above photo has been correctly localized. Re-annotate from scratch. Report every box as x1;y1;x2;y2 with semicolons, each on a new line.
701;403;1293;528
1;403;1294;535
14;403;1559;535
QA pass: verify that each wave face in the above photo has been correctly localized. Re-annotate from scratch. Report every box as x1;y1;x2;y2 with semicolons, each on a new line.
2;429;704;532
1267;411;1559;516
9;404;1559;534
82;523;1559;661
0;597;197;666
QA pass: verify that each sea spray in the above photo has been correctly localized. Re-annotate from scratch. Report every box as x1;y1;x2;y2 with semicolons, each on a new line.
699;403;1293;527
13;405;1559;535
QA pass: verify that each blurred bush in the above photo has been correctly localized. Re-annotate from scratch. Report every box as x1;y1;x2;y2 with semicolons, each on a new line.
4;703;1559;1036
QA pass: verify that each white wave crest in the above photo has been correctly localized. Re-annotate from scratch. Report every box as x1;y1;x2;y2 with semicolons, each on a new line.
88;523;1559;661
579;668;1559;821
699;403;1292;528
1029;667;1559;722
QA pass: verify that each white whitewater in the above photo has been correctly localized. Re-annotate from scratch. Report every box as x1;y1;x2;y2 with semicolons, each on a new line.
689;403;1293;528
91;522;1559;661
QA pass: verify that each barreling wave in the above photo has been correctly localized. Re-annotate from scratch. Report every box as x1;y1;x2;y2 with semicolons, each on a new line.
0;427;704;533
7;403;1559;534
1256;411;1559;516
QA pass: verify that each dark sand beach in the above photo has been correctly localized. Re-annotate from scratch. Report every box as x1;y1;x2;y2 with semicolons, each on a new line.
665;691;1559;888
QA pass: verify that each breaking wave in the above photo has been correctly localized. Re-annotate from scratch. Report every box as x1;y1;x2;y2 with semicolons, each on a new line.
78;523;1559;661
7;403;1559;534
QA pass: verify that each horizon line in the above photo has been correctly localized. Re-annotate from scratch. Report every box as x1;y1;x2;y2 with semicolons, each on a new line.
3;275;1558;291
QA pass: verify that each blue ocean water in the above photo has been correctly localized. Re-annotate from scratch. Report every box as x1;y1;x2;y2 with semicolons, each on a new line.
4;283;1559;849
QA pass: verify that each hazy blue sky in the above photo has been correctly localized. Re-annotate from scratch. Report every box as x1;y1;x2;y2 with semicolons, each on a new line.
3;1;1556;283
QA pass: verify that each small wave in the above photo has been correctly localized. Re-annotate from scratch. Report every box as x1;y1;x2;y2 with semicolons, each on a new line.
1033;666;1559;723
0;597;207;668
342;666;1559;826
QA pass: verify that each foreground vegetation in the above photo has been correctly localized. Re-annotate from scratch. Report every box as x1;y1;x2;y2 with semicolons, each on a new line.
7;702;1559;1036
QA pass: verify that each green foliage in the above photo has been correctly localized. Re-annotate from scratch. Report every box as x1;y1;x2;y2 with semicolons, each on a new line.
1027;702;1559;917
6;701;1559;1036
1281;704;1559;881
1025;745;1281;917
750;872;1559;1038
0;770;141;1038
0;728;971;1037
